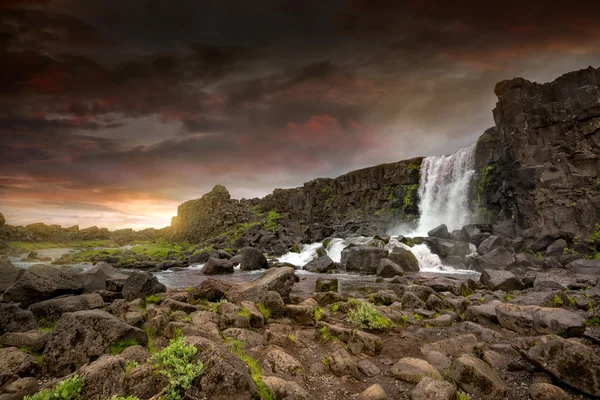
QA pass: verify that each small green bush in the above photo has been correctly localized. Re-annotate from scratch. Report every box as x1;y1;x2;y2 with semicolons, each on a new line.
151;336;204;400
145;295;161;305
587;316;600;326
25;375;85;400
237;307;251;319
257;303;271;320
348;302;392;330
313;307;324;322
228;339;274;400
109;338;142;355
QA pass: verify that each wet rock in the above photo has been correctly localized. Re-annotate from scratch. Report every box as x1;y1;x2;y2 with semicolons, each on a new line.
3;264;84;307
0;377;38;400
376;259;403;278
303;256;336;273
449;354;506;400
189;251;210;264
0;331;48;353
424;237;473;258
28;293;104;320
228;267;295;303
240;247;269;271
476;247;515;271
357;383;388;400
495;303;586;337
43;309;148;376
0;259;24;293
480;269;524;291
0;304;35;335
477;235;505;255
263;376;309;400
122;272;166;301
546;239;567;256
391;357;441;383
80;261;127;292
409;376;455;400
428;224;450;239
528;382;570;400
79;355;126;399
515;335;600;397
202;257;235;275
388;247;419;272
341;246;388;274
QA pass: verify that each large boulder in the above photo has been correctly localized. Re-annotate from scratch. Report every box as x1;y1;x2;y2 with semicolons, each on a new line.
240;247;268;271
376;259;404;278
0;348;39;382
79;355;126;399
391;358;441;383
122;272;166;301
515;335;600;397
449;354;506;400
80;262;128;292
476;247;515;271
341;246;388;274
188;279;233;302
388;247;419;272
0;377;38;400
565;259;600;276
3;264;84;307
303;256;336;273
189;251;210;264
427;224;450;239
183;336;256;399
43;309;148;376
0;259;24;293
495;303;586;337
228;267;295;303
28;293;104;321
424;237;472;258
202;258;235;275
0;331;49;353
480;269;524;291
0;304;35;335
477;235;505;255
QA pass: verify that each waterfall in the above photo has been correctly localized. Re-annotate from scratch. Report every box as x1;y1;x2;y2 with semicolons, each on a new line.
413;144;476;235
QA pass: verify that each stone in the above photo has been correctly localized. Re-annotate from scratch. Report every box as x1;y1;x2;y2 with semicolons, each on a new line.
376;258;404;278
357;383;388;400
43;309;148;376
566;259;600;276
420;334;478;357
391;358;441;383
0;331;48;353
162;298;198;314
0;304;35;335
401;292;425;310
529;382;571;400
240;247;269;271
424;351;451;372
122;272;166;301
409;377;455;400
125;364;156;399
449;354;506;400
424;237;473;258
188;278;233;302
228;267;295;303
328;347;361;379
263;348;305;382
388;247;420;272
80;261;127;292
480;269;524;291
262;376;309;400
202;257;235;275
477;235;505;255
183;336;256;399
340;246;388;274
28;293;104;320
515;335;600;397
79;355;126;399
315;278;338;292
347;331;382;356
0;347;39;380
260;291;285;318
189;250;210;264
3;264;84;307
465;301;501;324
119;345;151;364
546;239;567;256
0;259;24;293
476;247;515;271
303;256;336;273
495;303;586;337
427;224;450;239
357;359;381;377
0;377;38;400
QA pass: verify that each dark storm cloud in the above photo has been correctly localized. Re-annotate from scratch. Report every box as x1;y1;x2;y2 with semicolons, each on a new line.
2;0;600;228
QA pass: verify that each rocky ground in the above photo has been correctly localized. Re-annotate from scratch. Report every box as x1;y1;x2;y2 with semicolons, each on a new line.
1;235;600;400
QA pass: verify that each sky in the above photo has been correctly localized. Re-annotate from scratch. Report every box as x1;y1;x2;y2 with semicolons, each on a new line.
2;0;600;229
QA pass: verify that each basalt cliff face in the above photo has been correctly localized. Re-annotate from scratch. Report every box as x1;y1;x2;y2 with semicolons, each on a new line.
476;66;600;238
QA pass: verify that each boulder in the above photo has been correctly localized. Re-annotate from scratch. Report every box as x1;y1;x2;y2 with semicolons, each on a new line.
388;247;419;272
357;360;381;378
80;262;128;292
449;354;506;400
427;224;450;239
79;355;126;399
480;269;524;291
391;358;441;383
566;259;600;276
424;237;473;258
327;347;361;379
183;336;256;399
189;250;210;264
358;383;388;400
28;293;104;320
515;335;600;397
303;256;336;273
409;377;455;400
188;279;233;302
462;224;491;247
529;382;571;400
262;376;309;400
420;334;477;357
315;278;338;292
263;348;305;382
122;272;166;301
228;267;295;303
125;363;156;399
202;257;235;275
0;304;35;335
3;264;84;307
477;235;505;255
546;239;567;256
0;331;49;353
0;347;39;382
43;309;148;376
495;303;586;337
0;259;24;293
0;377;38;400
341;246;388;274
465;301;501;324
476;247;515;271
259;291;285;318
119;345;151;364
376;259;404;278
240;247;268;271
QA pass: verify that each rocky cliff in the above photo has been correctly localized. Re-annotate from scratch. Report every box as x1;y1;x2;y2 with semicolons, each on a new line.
474;66;600;239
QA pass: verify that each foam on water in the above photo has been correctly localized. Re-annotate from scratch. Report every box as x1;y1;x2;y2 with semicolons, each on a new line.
278;242;323;266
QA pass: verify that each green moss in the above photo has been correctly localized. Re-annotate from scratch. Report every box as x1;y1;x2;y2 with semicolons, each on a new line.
402;184;418;213
109;338;143;355
407;162;421;172
348;302;392;330
290;242;300;253
263;210;282;231
9;240;118;252
318;326;333;343
145;294;161;305
257;303;271;320
587;316;600;326
313;307;324;322
553;295;564;307
37;318;58;333
476;165;494;204
288;334;296;343
228;339;274;400
504;294;512;302
237;307;251;319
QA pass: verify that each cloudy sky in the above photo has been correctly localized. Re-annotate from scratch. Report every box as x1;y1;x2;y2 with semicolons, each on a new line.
2;0;600;229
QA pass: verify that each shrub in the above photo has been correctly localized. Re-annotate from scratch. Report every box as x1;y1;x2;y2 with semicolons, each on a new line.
151;336;204;400
228;339;274;400
109;338;142;355
348;302;392;330
145;294;161;305
257;303;271;320
314;308;324;322
25;375;85;400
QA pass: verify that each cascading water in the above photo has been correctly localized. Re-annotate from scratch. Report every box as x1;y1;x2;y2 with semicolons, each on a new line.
413;143;476;235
